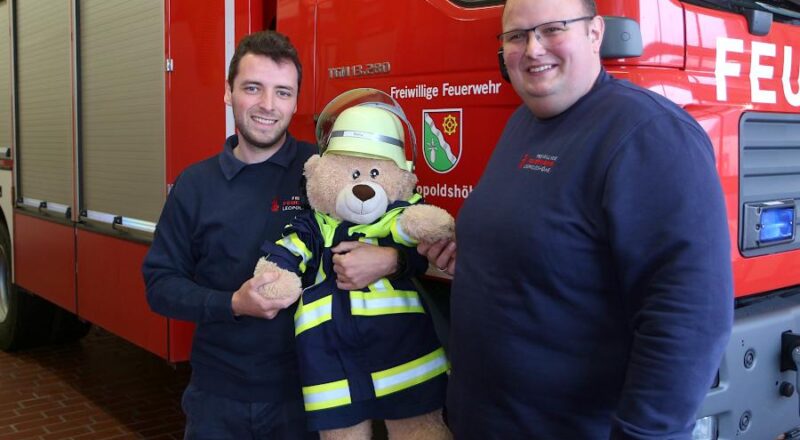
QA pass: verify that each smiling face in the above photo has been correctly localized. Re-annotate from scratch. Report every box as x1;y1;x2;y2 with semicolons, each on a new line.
304;154;417;223
224;53;298;162
502;0;604;118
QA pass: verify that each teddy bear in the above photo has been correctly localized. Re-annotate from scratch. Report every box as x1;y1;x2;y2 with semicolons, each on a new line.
253;97;455;440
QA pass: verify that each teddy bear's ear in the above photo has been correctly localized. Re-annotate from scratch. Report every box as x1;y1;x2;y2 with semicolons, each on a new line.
303;155;321;178
403;169;418;190
401;169;418;198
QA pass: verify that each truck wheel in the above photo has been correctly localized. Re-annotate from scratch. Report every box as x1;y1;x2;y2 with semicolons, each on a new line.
0;221;48;350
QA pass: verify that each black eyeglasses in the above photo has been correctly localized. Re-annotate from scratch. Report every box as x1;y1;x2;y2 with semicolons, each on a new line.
497;16;595;49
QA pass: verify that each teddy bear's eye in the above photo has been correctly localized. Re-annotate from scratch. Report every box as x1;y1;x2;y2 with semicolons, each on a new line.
352;170;361;180
370;169;379;178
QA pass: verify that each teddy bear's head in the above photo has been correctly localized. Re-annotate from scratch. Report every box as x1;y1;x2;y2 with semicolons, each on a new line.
304;106;417;224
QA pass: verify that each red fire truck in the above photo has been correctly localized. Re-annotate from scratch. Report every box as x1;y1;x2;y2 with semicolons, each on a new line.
1;0;799;438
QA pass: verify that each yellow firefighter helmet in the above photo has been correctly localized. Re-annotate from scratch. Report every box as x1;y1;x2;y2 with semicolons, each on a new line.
326;106;410;171
316;88;416;172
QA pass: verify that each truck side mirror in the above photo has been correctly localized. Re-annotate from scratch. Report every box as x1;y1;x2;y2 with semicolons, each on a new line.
600;16;643;59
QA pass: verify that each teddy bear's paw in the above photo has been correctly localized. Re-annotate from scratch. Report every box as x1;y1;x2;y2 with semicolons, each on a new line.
253;258;302;300
398;205;455;244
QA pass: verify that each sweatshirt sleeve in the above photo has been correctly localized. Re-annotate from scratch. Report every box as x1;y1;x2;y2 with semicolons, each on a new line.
142;174;237;324
385;202;438;279
602;115;734;439
395;245;429;279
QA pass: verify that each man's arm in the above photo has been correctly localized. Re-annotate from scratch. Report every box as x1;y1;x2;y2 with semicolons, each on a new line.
142;177;293;323
604;116;733;439
331;241;429;290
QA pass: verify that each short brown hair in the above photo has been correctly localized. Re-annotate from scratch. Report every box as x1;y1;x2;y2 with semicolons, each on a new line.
227;31;303;92
502;0;598;19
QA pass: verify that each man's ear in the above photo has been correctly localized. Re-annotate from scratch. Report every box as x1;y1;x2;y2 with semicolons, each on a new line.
224;81;232;106
590;15;605;52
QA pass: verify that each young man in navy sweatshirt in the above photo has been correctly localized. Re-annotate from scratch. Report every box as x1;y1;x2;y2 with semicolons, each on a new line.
421;0;733;438
143;31;416;439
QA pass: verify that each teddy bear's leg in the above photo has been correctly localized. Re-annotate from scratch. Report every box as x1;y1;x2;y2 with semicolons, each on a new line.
320;420;372;440
384;410;451;440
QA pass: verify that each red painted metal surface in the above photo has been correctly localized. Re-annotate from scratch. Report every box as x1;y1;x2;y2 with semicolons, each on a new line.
76;229;168;359
264;0;277;30
283;0;685;217
169;319;195;363
165;0;227;185
282;0;517;216
13;213;76;312
278;0;317;142
685;2;800;111
158;0;265;361
5;0;798;361
5;0;268;362
683;3;800;297
281;0;800;300
598;0;684;68
236;0;265;40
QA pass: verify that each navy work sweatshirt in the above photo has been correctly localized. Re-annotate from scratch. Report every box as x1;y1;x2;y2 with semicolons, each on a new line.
447;71;733;439
142;134;315;402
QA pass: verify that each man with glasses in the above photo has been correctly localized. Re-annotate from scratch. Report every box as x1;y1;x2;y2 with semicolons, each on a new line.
420;0;733;438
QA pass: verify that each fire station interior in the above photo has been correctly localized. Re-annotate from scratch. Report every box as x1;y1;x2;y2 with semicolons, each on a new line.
2;0;800;439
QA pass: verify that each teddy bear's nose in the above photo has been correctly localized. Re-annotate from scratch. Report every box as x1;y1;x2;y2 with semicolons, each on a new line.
352;184;375;202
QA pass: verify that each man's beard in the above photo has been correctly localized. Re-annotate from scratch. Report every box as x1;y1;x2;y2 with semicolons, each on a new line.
239;126;287;150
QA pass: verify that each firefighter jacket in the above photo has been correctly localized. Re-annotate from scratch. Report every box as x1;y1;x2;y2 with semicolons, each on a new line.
261;194;448;429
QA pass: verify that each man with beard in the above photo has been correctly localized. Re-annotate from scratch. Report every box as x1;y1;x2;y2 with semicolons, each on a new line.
143;31;415;439
420;0;732;438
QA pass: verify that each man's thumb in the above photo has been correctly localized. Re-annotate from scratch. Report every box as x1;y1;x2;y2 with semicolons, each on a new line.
257;270;280;285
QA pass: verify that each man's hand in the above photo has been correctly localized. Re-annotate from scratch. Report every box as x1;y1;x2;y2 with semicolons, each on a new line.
418;239;457;276
231;272;297;319
331;241;399;290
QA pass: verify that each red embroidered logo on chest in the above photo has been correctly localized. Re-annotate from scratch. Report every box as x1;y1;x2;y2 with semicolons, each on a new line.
272;196;304;212
518;153;558;174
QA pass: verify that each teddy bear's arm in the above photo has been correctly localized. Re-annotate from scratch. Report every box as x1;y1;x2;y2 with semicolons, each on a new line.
395;205;455;245
253;223;320;300
262;233;312;276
